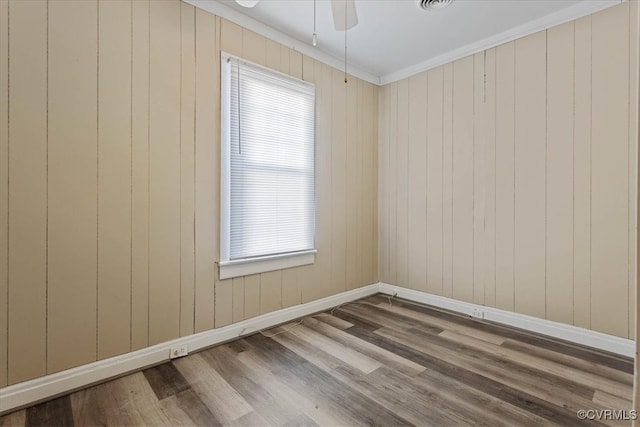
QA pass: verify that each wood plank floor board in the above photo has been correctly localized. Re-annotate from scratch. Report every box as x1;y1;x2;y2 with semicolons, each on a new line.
403;363;558;426
199;342;305;426
223;411;269;427
333;305;602;408
335;325;610;426
276;323;383;374
341;303;447;336
0;410;26;427
70;382;125;426
25;396;74;427
161;389;222;427
371;300;507;345
232;343;352;427
500;339;633;386
156;392;201;427
321;308;385;332
242;334;414;427
312;312;354;330
172;353;253;424
302;317;426;376
70;371;175;427
414;328;600;401
373;326;608;414
282;413;319;427
592;390;633;410
106;371;175;426
2;294;632;426
233;345;385;427
371;365;554;427
383;297;633;374
142;362;191;401
437;329;629;399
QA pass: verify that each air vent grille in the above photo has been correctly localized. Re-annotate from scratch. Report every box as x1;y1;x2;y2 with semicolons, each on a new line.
418;0;454;11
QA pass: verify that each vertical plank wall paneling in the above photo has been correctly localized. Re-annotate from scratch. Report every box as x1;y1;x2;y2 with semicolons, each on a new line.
0;0;378;385
47;0;98;374
148;0;181;345
472;52;486;306
451;56;474;304
180;2;196;338
346;72;358;291
590;4;630;338
546;21;574;326
426;67;444;296
362;83;380;283
367;81;379;287
395;79;409;288
194;8;217;333
131;0;150;351
0;0;8;388
442;64;454;299
406;72;427;291
378;1;639;339
388;83;398;285
303;60;331;303
7;0;47;383
494;42;516;313
213;18;238;328
97;0;132;359
483;48;497;308
573;14;592;331
378;85;389;284
330;68;347;298
513;31;546;319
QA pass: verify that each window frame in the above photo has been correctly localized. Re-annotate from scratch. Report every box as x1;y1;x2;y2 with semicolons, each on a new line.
219;52;316;280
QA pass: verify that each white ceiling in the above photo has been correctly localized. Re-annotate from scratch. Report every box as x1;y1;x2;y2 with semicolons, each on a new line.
191;0;620;84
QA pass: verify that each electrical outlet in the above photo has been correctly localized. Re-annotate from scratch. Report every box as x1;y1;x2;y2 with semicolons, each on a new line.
472;309;484;320
169;345;188;359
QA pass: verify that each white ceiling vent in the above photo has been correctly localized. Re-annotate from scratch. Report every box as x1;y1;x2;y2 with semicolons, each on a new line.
417;0;454;11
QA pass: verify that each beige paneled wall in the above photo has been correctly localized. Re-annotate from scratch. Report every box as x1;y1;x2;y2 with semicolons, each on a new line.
0;0;378;387
379;1;639;339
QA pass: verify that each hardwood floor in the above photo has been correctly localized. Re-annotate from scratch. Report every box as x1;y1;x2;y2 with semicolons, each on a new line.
0;294;634;426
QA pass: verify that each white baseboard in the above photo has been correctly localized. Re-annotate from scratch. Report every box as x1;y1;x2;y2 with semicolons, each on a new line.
1;282;635;414
0;283;380;415
378;282;635;358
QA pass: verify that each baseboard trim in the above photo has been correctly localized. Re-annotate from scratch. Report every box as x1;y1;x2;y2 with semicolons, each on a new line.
1;282;634;414
378;282;635;358
0;283;380;415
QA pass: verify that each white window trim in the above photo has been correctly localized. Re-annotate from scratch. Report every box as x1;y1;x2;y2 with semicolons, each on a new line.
219;250;317;280
219;51;316;280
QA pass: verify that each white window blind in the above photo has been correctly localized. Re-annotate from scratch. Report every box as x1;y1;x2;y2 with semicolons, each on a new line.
221;55;315;277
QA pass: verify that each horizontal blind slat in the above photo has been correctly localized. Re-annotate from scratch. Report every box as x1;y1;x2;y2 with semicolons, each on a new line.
228;58;315;261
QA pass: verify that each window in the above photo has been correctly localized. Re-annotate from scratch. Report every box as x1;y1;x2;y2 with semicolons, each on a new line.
220;53;316;280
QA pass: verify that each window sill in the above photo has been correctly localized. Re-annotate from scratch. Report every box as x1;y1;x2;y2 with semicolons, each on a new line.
219;250;316;280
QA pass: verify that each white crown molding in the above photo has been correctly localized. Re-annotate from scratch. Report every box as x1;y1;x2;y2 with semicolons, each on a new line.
0;284;380;415
183;0;380;85
379;0;622;85
378;283;635;358
186;0;620;86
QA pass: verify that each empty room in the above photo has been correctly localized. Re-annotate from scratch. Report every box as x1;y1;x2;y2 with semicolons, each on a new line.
0;0;639;425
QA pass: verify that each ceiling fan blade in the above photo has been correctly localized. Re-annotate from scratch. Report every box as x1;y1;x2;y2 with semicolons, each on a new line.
331;0;358;31
236;0;260;8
